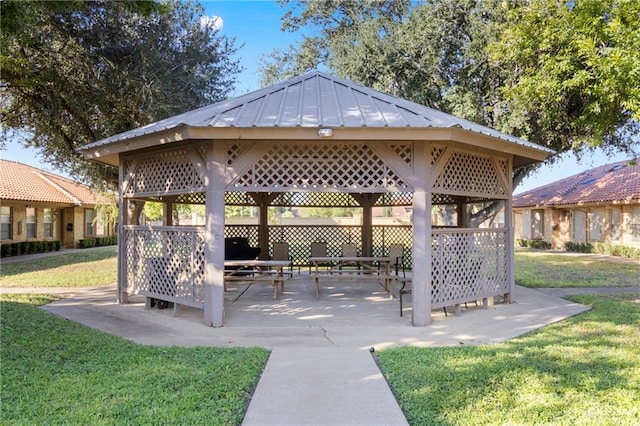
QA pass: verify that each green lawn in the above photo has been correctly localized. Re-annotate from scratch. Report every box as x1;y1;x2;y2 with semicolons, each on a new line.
515;250;640;288
0;293;269;425
0;246;117;287
377;292;640;425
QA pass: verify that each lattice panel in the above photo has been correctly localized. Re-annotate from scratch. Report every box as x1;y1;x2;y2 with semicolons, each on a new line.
433;151;507;197
226;192;258;206
224;225;260;247
431;145;446;166
390;144;413;166
231;143;410;191
175;192;206;204
123;227;205;305
371;225;413;265
227;143;254;165
124;148;205;196
267;225;362;266
272;192;360;207
374;192;413;207
430;229;508;308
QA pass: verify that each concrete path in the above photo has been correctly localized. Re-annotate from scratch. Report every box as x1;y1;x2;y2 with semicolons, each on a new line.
242;347;408;426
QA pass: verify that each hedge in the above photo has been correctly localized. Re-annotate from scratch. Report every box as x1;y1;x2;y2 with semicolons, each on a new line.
516;239;552;249
78;235;117;249
0;240;61;258
565;241;640;259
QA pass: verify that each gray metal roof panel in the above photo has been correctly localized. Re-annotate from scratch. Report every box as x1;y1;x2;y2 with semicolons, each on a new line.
78;71;554;155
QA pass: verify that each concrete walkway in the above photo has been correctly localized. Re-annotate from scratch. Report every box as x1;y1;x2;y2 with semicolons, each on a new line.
2;280;604;426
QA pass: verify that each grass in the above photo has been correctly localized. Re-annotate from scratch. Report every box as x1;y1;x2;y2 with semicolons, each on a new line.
515;250;640;288
0;293;269;425
0;246;117;287
376;292;640;425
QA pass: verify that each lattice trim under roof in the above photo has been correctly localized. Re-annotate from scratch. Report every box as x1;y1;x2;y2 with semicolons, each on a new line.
433;150;508;197
231;143;411;192
123;147;206;196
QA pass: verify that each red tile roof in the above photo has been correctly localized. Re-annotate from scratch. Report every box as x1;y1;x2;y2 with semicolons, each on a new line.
514;160;640;208
0;160;98;206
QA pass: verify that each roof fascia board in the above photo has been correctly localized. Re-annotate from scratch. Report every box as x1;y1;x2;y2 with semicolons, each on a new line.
81;125;552;168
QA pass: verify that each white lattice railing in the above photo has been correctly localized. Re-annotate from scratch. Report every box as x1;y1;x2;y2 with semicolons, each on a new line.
431;228;509;309
123;226;206;308
123;225;510;314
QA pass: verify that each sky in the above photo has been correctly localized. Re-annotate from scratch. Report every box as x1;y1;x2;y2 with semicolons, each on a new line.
1;0;635;194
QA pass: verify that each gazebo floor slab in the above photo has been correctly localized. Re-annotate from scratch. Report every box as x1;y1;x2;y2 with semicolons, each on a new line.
39;281;589;350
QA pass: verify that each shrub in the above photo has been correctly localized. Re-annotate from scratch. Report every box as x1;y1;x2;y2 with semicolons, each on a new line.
564;241;640;259
78;238;97;248
0;244;11;257
54;240;61;251
516;239;551;249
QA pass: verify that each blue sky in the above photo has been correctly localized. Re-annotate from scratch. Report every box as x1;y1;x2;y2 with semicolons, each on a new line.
1;0;634;193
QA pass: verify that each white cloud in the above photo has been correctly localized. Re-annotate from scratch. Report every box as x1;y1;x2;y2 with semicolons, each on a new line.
198;15;223;31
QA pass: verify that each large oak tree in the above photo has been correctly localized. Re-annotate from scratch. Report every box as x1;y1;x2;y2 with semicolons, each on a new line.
1;0;241;186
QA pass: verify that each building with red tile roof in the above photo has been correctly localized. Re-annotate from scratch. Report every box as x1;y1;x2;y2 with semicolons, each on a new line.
513;160;640;249
1;160;113;248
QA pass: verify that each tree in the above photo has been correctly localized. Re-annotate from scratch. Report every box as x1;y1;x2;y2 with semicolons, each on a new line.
1;0;241;187
263;0;639;187
490;0;640;158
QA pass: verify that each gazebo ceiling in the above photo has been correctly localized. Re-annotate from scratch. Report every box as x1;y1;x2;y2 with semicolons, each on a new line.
78;71;553;168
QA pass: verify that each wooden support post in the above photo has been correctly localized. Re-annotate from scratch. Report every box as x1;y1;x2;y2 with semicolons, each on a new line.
204;141;226;327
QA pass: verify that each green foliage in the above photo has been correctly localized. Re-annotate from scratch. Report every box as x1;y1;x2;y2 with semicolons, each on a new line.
1;0;241;186
78;237;116;248
1;240;64;257
516;238;552;249
377;293;640;425
491;0;640;155
0;294;269;425
565;241;640;259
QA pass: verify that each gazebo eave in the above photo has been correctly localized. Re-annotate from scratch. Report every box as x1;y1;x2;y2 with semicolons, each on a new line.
80;125;552;169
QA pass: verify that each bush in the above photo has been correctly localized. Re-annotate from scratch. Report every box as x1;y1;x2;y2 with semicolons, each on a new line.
1;240;62;257
78;238;97;248
564;241;640;259
516;239;551;249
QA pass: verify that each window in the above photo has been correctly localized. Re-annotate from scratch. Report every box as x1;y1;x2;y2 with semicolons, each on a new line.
588;210;602;242
26;207;36;239
531;209;544;239
611;208;621;243
43;208;53;238
574;210;586;242
1;206;12;240
85;209;95;236
631;207;640;243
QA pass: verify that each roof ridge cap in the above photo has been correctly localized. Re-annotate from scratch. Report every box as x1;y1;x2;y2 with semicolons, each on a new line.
33;171;84;205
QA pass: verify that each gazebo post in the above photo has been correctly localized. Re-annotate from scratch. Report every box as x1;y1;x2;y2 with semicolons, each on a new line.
256;193;270;260
361;200;373;257
203;142;226;327
116;162;128;304
412;144;432;326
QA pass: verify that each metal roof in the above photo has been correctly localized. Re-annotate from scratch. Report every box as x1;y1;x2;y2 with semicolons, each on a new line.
78;71;553;155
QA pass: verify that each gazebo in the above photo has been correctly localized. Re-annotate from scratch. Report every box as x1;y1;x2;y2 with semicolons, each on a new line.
78;72;552;327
